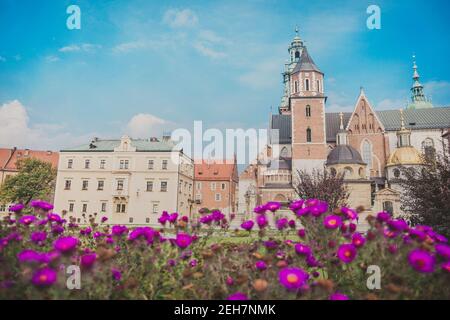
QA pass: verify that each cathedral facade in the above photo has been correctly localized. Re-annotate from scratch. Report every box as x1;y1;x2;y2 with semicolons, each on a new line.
238;30;450;220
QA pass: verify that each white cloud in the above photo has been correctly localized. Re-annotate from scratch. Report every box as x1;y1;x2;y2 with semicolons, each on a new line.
45;55;60;63
125;113;171;138
163;8;198;28
112;40;147;54
0;100;95;150
59;43;102;53
424;81;450;106
193;42;226;59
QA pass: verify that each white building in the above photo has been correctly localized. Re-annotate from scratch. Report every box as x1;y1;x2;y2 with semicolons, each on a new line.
54;136;194;226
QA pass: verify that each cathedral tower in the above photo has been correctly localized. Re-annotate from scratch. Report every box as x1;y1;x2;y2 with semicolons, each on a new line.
290;44;328;173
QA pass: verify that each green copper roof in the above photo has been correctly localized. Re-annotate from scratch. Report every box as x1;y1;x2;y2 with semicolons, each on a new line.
61;139;177;152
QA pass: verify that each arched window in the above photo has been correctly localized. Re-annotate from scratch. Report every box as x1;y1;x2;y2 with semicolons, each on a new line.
362;140;372;167
306;128;312;143
305;79;310;91
305;105;311;117
294;81;299;93
316;80;320;92
280;147;289;158
344;166;353;177
393;168;401;178
295;51;300;59
359;167;364;178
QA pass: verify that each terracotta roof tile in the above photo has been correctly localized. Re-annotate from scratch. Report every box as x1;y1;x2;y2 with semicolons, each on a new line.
0;148;59;171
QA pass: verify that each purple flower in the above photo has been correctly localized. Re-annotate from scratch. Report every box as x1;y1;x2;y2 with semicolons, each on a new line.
211;210;225;222
189;259;198;267
253;205;266;214
112;268;122;281
265;201;281;212
435;244;450;260
112;225;128;236
337;244;357;263
298;229;306;238
276;218;288;230
323;215;342;229
52;225;64;235
409;228;427;242
226;276;234;286
295;207;310;217
341;207;358;220
101;216;108;223
288;219;296;228
256;214;268;229
32;267;57;287
158;211;169;225
53;236;78;253
408;249;435;273
19;215;36;225
168;259;176;267
310;201;328;217
175;233;192;249
31;200;54;211
376;211;391;222
388;219;409;232
199;215;213;224
263;240;278;249
47;213;62;223
241;220;254;231
295;243;312;256
351;233;366;248
289;200;304;211
442;261;450;273
278;267;309;291
81;253;97;268
168;212;179;223
330;293;349;300
227;292;248;300
255;260;267;271
9;203;25;213
17;249;45;263
30;231;47;244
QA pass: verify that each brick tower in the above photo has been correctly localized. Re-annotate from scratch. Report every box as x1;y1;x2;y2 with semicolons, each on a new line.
290;45;328;173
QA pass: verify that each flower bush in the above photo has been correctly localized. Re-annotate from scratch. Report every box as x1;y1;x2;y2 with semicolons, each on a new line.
0;198;449;300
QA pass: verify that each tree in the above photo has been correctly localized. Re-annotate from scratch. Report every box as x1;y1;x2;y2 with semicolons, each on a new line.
0;158;57;205
399;154;450;237
293;169;349;210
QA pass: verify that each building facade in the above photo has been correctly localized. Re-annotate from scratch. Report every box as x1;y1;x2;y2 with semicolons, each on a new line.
0;147;59;214
53;136;194;226
192;159;238;215
239;30;450;222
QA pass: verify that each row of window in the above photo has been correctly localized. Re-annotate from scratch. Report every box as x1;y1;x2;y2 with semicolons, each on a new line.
68;202;160;214
67;159;169;170
293;79;322;93
194;193;223;201
64;179;168;192
195;182;227;191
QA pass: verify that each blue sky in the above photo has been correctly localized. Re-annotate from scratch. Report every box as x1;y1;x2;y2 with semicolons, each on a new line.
0;0;449;150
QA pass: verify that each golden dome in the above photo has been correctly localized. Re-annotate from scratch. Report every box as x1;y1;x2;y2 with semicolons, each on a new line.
387;146;423;166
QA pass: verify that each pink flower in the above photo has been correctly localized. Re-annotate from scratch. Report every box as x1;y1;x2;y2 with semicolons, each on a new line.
53;236;78;253
175;233;193;249
337;244;357;263
241;220;254;231
323;215;342;229
80;253;97;268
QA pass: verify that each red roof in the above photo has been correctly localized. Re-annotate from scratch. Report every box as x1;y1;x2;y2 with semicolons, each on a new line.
194;160;237;181
0;148;59;171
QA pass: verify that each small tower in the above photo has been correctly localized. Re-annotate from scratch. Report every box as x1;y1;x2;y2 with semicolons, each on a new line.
408;56;433;109
279;27;304;114
386;109;423;181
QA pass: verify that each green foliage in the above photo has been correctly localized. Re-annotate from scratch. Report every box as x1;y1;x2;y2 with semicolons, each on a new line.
293;169;349;210
399;154;450;237
0;158;56;205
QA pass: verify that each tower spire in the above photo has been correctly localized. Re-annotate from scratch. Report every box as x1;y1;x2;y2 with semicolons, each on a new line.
411;55;426;103
336;112;348;145
339;112;344;130
397;109;411;147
